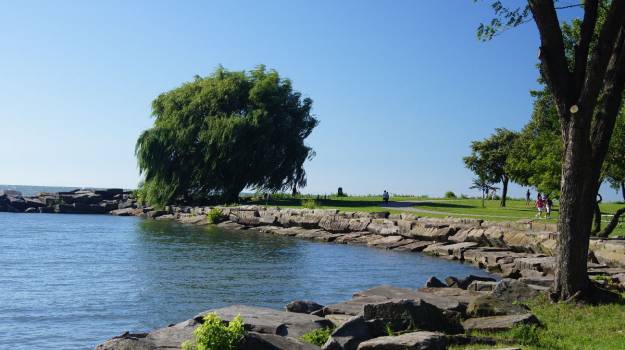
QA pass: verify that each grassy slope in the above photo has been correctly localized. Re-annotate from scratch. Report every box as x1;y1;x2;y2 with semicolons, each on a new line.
246;196;625;237
449;296;625;350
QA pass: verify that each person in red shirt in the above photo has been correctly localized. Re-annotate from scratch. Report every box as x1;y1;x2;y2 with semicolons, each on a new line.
535;193;544;218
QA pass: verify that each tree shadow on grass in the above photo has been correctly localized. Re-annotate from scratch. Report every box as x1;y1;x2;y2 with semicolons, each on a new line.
410;201;474;209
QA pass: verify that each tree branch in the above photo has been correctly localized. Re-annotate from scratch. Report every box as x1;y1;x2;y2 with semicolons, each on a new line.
591;26;625;165
597;206;625;237
573;0;598;95
578;1;625;119
528;1;573;124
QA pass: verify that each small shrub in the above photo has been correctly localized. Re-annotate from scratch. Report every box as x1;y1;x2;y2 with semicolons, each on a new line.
206;208;226;224
181;313;245;350
384;323;394;336
302;198;319;209
444;191;457;199
300;327;333;346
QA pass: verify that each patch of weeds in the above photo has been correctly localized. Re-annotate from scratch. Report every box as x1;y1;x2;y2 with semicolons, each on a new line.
299;327;334;346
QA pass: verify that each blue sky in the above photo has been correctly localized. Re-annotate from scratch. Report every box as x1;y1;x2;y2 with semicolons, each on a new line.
0;1;620;200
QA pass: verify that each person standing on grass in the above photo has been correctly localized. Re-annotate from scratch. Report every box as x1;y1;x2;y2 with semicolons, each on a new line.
382;190;389;203
525;189;531;207
545;195;553;219
535;193;544;219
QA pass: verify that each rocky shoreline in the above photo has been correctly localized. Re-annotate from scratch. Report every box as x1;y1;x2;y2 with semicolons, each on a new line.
4;189;625;349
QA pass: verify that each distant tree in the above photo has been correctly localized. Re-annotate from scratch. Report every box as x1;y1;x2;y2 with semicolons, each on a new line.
507;89;562;197
464;128;518;207
478;0;625;300
470;176;498;208
135;65;318;206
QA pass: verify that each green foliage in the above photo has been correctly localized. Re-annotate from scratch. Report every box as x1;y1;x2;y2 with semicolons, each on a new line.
384;323;394;336
181;313;245;350
509;324;541;346
206;208;226;224
464;128;517;186
299;327;333;346
135;65;318;207
302;198;319;209
444;191;457;199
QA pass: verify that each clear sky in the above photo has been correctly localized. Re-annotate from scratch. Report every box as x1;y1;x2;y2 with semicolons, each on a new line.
0;1;620;200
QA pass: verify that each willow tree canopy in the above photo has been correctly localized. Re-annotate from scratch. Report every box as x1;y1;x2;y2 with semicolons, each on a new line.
135;65;318;205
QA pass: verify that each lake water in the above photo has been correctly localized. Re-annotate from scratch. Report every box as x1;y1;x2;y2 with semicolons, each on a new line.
0;211;493;349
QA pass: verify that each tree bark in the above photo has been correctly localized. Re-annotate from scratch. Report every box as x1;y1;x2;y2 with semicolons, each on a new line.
598;207;625;238
592;201;602;235
500;177;509;207
528;0;625;301
621;181;625;202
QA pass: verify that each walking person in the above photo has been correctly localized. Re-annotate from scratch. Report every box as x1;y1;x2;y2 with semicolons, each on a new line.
545;195;553;219
525;189;531;207
535;193;544;219
382;190;389;203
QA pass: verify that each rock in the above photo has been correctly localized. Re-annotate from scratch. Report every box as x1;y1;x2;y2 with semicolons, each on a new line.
368;211;390;219
354;285;465;313
96;319;196;349
466;281;498;292
38;206;54;213
335;233;366;244
519;276;554;288
319;216;351;233
323;315;372;350
425;276;448;288
513;257;556;275
95;188;124;200
491;279;542;303
240;332;320;350
349;218;371;231
24;207;38;213
454;275;497;290
391;241;434;252
24;197;45;208
201;305;333;338
287;300;324;314
462;313;539;332
146;210;168;219
325;314;354;328
590;240;625;268
110;208;138;216
367;235;404;248
423;242;478;260
323;296;389;316
363;299;459;334
367;219;400;236
407;226;455;242
356;331;447;350
466;294;530;317
155;214;175;220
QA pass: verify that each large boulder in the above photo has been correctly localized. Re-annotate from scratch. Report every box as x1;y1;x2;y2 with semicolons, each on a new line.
363;299;460;334
200;305;333;338
462;313;539;332
367;220;400;236
287;300;325;314
466;294;531;317
239;332;320;350
590;240;625;268
491;279;543;303
356;331;447;350
319;216;351;233
322;315;372;350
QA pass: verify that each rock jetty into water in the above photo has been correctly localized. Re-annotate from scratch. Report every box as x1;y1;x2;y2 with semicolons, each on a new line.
0;188;135;214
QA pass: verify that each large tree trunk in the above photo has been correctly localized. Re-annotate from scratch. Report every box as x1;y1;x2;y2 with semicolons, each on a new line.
500;177;509;207
621;182;625;201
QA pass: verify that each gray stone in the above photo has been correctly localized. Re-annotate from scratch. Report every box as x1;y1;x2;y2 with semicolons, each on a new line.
287;300;324;314
391;241;434;252
356;331;447;350
491;279;542;303
466;294;530;317
367;219;400;236
240;332;320;350
425;276;448;288
462;313;539;332
319;215;351;233
466;281;498;292
323;315;372;350
363;299;459;334
199;305;333;338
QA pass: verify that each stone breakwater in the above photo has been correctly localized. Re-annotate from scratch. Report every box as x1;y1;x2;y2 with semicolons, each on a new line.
96;205;625;349
0;188;134;214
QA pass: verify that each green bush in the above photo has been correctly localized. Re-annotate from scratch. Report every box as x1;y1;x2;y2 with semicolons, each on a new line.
206;208;226;224
444;191;457;199
181;313;245;350
299;327;333;346
302;198;319;209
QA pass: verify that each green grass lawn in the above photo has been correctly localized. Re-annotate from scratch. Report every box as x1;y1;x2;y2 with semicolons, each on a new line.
244;195;625;237
449;296;625;350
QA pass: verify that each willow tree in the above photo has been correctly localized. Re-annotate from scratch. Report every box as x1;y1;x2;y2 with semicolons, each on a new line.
135;66;318;206
479;0;625;300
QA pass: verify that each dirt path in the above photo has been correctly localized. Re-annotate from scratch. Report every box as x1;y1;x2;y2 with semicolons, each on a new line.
380;201;530;220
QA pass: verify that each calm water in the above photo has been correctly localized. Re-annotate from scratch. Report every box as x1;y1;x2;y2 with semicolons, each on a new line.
0;212;492;349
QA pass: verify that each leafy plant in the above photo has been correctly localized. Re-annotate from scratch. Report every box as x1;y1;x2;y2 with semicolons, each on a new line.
384;323;394;336
299;327;333;346
206;208;226;224
302;198;319;209
180;313;245;350
444;191;457;199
